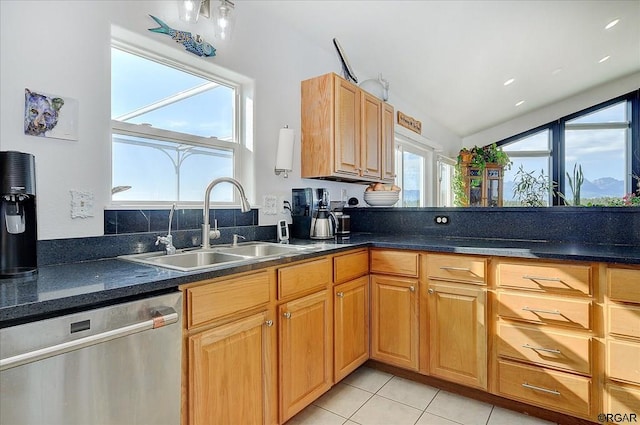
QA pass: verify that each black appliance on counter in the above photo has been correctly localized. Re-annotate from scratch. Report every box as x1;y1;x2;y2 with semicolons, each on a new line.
291;188;328;239
1;151;37;278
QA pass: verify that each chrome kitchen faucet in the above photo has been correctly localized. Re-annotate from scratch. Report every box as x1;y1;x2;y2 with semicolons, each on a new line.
202;178;251;249
156;203;176;254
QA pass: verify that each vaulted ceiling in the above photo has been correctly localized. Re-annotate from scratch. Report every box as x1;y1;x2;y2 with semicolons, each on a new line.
246;0;640;137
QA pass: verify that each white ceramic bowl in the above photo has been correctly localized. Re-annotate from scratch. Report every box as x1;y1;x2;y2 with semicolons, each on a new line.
363;191;400;207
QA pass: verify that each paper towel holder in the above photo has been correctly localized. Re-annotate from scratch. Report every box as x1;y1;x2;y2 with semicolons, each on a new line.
275;125;295;178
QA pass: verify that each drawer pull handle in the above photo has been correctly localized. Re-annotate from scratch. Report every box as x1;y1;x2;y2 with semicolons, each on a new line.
522;344;561;354
521;382;560;396
522;306;561;315
523;275;562;282
336;292;344;298
440;266;472;272
283;312;291;319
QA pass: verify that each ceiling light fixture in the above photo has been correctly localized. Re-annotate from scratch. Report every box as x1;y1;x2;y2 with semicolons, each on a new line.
605;19;620;30
515;100;525;107
213;0;235;41
599;55;611;63
178;0;203;23
503;78;515;86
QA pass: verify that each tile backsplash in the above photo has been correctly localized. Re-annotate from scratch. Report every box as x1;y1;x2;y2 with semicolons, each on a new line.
104;208;259;235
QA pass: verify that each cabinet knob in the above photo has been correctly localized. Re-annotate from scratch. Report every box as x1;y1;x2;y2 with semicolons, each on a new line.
409;286;415;292
336;292;344;298
428;288;434;294
364;169;370;173
283;312;291;319
265;320;273;327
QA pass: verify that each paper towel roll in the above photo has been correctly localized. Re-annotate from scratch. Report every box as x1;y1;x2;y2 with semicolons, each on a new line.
275;127;295;171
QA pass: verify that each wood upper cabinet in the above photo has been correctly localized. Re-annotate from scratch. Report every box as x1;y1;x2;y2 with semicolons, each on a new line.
301;72;394;183
428;281;487;389
360;90;382;179
188;311;275;425
334;275;370;382
370;274;419;370
279;289;332;423
382;102;395;182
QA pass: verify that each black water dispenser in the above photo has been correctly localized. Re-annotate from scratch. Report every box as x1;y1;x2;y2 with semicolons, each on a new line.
1;151;37;278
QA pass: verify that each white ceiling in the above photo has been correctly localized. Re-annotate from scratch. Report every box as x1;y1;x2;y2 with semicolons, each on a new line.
244;0;640;138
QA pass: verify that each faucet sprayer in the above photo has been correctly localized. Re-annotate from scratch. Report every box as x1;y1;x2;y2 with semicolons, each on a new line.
202;178;251;249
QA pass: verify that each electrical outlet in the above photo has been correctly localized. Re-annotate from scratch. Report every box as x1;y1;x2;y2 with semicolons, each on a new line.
279;196;290;214
434;215;449;225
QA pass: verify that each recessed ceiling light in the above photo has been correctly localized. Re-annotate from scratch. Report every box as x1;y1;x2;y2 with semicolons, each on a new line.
503;78;515;86
605;19;620;30
599;55;611;63
515;100;525;107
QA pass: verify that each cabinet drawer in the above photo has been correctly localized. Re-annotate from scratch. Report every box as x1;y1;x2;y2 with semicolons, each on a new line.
608;339;640;385
497;360;591;418
608;267;640;303
608;304;640;339
497;292;591;330
426;254;486;284
496;260;591;295
187;271;270;328
605;384;640;419
497;322;591;375
278;257;331;299
334;249;369;284
370;250;419;277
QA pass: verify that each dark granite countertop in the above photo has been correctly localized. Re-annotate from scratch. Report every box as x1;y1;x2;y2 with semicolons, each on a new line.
2;235;639;327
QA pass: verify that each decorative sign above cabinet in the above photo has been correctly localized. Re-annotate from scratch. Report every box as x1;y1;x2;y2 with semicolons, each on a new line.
397;111;422;135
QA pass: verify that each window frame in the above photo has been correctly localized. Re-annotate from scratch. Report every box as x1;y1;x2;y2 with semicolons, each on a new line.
496;90;639;205
110;42;243;208
395;134;434;207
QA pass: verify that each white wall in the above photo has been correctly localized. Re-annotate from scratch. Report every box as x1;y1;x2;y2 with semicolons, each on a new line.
463;72;640;148
0;0;461;240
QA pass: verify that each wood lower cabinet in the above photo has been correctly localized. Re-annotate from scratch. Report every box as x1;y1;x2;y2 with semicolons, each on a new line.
428;281;487;389
605;265;640;422
188;311;275;425
494;258;597;421
334;276;370;381
370;274;419;370
279;290;332;423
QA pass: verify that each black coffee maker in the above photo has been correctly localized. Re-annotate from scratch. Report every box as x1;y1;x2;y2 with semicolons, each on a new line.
1;151;37;278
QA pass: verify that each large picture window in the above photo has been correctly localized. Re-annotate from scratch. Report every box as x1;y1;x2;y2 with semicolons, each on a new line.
498;90;638;206
111;45;240;205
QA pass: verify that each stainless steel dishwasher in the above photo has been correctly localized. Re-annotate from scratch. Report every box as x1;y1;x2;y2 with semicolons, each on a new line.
0;291;182;425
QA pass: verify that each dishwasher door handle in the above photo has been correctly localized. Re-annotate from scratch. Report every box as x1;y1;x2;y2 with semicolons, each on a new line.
0;308;178;372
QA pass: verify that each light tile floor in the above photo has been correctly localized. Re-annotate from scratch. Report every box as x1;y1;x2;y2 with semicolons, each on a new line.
286;366;558;425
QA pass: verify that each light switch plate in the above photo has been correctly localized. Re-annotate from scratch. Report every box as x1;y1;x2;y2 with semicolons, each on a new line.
263;195;277;215
70;190;95;218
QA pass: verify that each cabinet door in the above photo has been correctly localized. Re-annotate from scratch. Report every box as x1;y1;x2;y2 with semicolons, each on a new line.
334;75;361;177
334;276;370;381
428;281;487;389
360;90;382;179
371;274;419;370
382;102;395;182
279;290;332;423
188;311;275;425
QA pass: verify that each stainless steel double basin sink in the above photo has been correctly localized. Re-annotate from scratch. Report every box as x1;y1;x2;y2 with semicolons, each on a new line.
120;242;318;272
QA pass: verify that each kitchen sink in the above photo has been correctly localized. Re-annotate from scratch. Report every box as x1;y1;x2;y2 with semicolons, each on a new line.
217;242;309;257
119;242;318;272
151;251;248;269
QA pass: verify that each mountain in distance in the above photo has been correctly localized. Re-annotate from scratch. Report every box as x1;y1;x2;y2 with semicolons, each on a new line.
503;176;624;201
